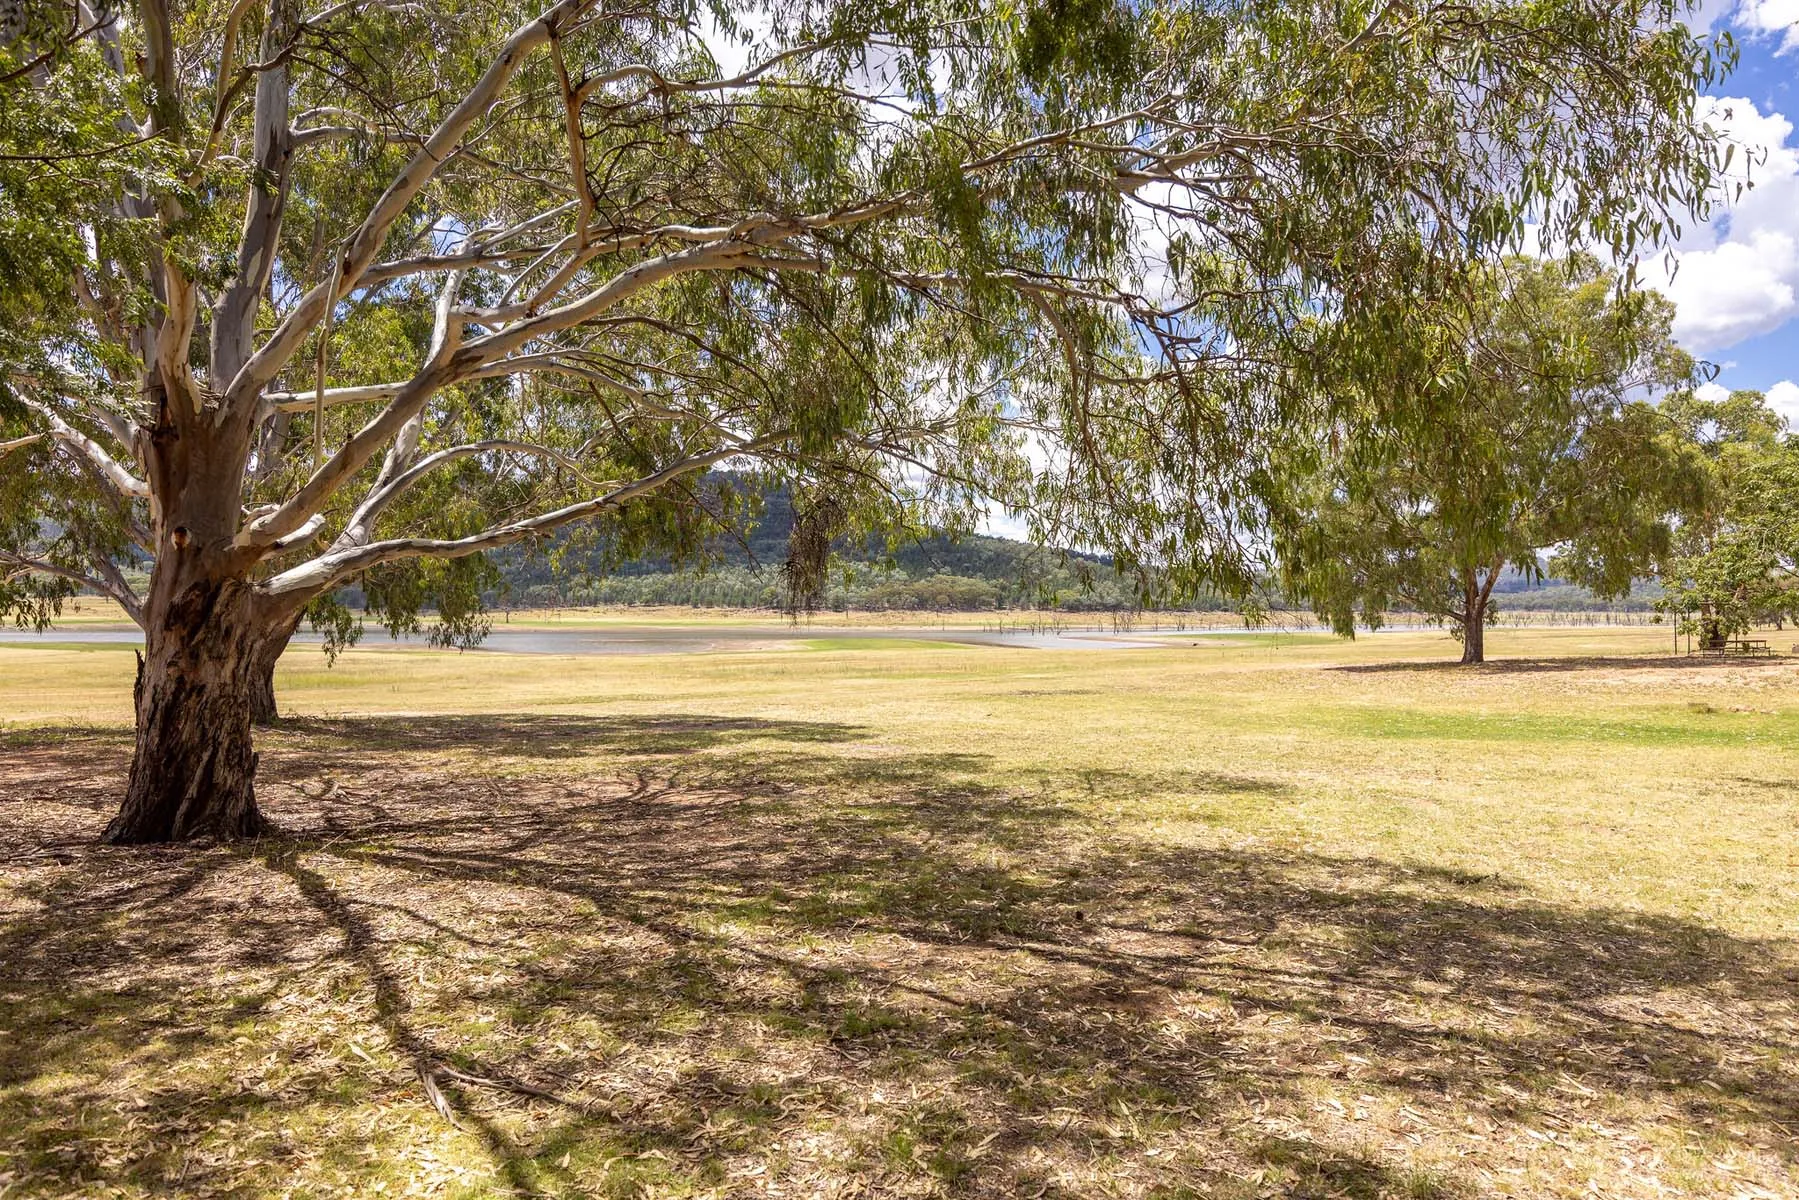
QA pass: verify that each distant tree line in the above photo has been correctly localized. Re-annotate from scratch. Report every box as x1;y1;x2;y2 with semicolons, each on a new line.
486;566;1661;616
469;480;1662;616
98;466;1677;619
483;507;1175;612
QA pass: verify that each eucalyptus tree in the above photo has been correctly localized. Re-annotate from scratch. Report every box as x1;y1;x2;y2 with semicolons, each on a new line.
0;0;1735;841
1276;256;1707;663
1656;389;1799;642
0;0;170;631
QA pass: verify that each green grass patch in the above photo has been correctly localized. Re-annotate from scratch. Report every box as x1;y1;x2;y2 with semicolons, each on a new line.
2;623;1796;1198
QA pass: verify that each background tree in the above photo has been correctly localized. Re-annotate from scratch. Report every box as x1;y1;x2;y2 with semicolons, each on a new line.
1277;256;1707;664
1655;389;1799;644
0;0;1732;841
0;0;172;631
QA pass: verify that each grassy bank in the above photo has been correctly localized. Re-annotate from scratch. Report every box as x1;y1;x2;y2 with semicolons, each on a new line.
2;626;1795;1197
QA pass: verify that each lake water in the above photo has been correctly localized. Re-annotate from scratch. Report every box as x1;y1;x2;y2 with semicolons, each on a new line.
0;622;1340;655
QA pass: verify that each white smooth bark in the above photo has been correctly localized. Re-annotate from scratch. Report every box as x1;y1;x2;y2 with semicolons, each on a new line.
261;435;784;598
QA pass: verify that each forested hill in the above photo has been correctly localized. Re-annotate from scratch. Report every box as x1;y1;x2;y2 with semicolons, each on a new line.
492;486;1159;612
1491;570;1662;613
489;484;1661;613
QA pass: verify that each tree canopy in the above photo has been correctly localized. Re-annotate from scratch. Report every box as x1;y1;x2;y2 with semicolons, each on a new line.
1655;388;1799;643
1275;255;1707;663
0;0;1739;838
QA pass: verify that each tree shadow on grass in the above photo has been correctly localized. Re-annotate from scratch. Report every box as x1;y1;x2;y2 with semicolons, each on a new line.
1;715;1795;1198
270;712;870;756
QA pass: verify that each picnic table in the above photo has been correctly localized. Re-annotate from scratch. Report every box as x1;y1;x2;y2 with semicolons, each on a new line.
1696;637;1774;658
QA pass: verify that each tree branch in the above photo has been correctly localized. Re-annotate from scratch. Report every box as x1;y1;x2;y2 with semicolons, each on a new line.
89;556;148;627
345;439;593;545
263;353;637;413
23;401;151;498
222;0;595;412
211;0;296;387
0;551;143;626
260;434;785;599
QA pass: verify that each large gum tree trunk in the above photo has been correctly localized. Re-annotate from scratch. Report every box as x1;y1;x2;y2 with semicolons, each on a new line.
249;614;301;726
105;573;268;843
1460;604;1486;664
103;0;299;843
1456;569;1487;665
103;391;277;845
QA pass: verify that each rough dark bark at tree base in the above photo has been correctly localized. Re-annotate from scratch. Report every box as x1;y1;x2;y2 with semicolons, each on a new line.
1460;606;1486;665
103;576;268;844
249;616;300;727
249;666;279;727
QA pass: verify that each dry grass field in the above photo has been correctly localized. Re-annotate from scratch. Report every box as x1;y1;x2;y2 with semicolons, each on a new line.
2;624;1796;1198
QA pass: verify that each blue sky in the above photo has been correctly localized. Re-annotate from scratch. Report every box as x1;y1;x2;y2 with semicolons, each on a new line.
1660;2;1799;416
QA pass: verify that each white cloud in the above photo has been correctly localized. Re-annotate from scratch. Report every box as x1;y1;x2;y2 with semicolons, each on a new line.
1689;378;1799;419
698;8;760;76
1659;96;1799;354
1766;379;1799;426
1688;0;1744;29
1736;0;1799;52
979;501;1030;541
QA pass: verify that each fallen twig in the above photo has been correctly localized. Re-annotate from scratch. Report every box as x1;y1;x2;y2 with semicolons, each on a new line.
435;1063;584;1110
